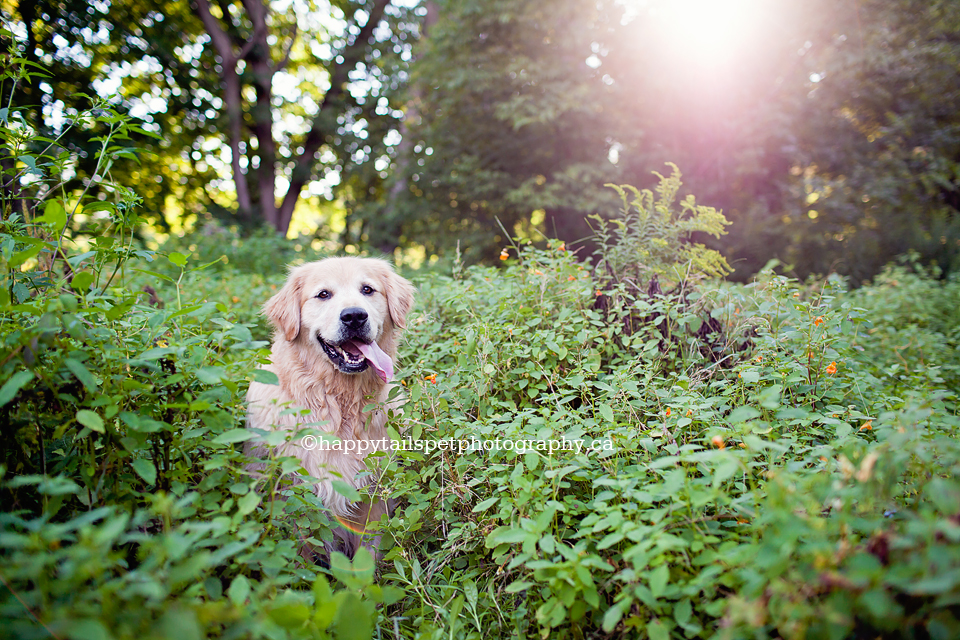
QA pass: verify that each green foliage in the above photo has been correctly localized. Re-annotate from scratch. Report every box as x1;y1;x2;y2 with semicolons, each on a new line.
380;248;959;639
0;78;391;640
593;164;732;286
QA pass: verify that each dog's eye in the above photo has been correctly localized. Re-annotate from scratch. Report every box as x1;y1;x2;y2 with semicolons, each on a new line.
316;290;331;300
361;285;375;296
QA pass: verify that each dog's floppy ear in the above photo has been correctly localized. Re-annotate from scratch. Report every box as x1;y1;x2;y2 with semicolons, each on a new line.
384;269;415;329
264;267;304;341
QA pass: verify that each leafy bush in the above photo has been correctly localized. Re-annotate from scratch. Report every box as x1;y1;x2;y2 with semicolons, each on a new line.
0;64;393;640
379;247;960;639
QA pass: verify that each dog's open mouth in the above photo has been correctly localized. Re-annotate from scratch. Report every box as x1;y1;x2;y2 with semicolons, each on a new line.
319;337;394;383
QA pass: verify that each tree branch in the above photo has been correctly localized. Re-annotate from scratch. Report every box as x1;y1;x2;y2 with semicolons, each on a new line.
276;0;392;234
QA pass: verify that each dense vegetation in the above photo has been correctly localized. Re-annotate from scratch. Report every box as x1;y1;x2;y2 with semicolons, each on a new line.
8;0;960;282
3;94;960;639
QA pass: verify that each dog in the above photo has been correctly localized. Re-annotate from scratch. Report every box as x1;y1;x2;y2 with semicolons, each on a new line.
245;256;415;560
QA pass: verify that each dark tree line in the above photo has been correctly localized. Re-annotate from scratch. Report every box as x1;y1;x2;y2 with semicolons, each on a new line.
5;0;959;282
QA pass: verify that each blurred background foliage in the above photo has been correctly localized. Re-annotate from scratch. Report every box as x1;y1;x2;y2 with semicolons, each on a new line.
4;0;960;278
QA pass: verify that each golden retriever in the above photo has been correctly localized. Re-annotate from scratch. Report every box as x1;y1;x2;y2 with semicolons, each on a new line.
245;257;414;560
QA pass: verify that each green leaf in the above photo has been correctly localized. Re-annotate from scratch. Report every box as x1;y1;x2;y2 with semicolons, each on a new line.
648;564;669;598
330;480;362;501
237;490;260;516
228;575;251;606
168;251;188;267
0;370;34;407
39;200;67;229
76;409;104;433
599;403;615;423
602;604;625;633
213;429;256;444
196;366;226;384
252;368;279;385
647;618;670;640
64;358;98;392
332;591;375;640
131;459;157;485
71;271;95;292
472;496;499;512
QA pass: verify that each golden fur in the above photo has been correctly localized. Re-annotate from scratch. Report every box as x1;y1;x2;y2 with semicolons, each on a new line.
245;256;414;559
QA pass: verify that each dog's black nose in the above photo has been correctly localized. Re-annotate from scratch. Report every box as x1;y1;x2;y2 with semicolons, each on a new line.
340;307;368;330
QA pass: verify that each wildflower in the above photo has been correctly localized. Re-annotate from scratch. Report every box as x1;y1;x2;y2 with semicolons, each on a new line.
793;292;800;299
424;373;438;384
665;408;672;417
595;290;602;297
826;361;837;375
738;372;742;378
711;435;725;450
534;269;543;276
499;248;509;261
738;442;746;449
567;275;576;281
859;421;873;432
814;316;825;327
557;242;566;252
232;296;240;303
685;409;693;417
755;355;762;363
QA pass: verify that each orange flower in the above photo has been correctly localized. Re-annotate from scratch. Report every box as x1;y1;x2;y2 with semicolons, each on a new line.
499;249;509;261
755;355;762;363
424;373;437;384
793;292;800;299
232;296;240;303
534;269;543;276
557;242;566;252
826;361;837;375
665;408;672;417
595;290;602;297
567;275;576;281
814;316;825;327
685;409;693;417
859;421;873;432
711;435;725;449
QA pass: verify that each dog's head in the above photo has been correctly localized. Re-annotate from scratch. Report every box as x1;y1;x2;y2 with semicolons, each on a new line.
264;257;415;382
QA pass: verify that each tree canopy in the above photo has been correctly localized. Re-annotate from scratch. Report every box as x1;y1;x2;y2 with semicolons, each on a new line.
5;0;959;281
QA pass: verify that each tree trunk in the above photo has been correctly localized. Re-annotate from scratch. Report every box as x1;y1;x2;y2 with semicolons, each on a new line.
194;0;393;237
275;0;392;236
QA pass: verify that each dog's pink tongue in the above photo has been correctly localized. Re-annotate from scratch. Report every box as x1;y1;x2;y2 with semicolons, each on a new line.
347;340;393;383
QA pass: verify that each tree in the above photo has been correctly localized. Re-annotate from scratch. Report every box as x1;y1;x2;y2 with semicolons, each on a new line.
190;0;419;237
382;0;628;261
783;0;960;281
0;0;220;228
